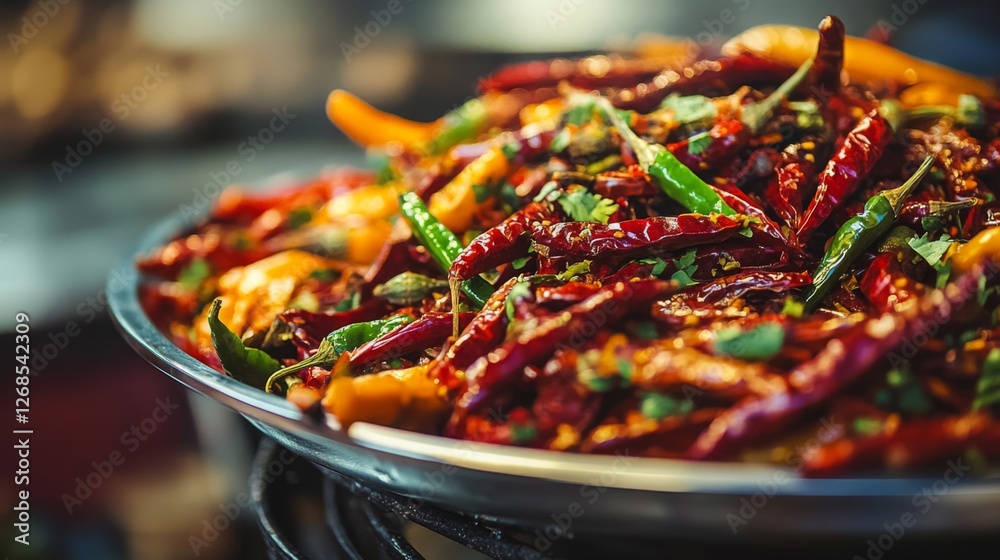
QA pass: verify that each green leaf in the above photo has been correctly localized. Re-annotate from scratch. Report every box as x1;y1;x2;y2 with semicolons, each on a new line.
207;299;282;389
511;255;531;270
640;392;694;421
564;101;597;126
501;141;520;161
713;323;785;361
676;248;697;269
670;269;696;288
558;260;592;281
549;129;571;153
554;188;619;224
177;259;211;291
660;94;717;126
908;233;952;267
973;348;1000;412
686;131;712;155
934;261;952;289
505;281;533;321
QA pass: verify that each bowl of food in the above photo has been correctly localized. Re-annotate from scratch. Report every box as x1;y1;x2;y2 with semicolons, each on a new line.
110;16;1000;540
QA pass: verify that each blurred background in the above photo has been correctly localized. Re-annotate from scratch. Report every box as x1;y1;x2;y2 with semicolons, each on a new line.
1;0;998;558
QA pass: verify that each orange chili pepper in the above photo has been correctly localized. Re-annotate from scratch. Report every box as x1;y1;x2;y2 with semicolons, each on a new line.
326;89;439;147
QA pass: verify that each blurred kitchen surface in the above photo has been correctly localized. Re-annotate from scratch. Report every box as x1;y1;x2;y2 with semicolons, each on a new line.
1;0;999;558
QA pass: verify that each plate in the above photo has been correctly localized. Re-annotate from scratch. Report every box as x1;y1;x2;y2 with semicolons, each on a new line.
109;181;1000;540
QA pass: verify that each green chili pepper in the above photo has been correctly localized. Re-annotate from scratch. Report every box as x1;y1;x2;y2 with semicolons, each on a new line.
398;192;494;308
599;100;736;216
802;156;935;313
265;313;414;393
424;97;489;155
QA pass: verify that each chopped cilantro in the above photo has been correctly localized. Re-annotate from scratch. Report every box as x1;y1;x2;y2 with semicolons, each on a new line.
713;323;785;361
908;233;953;267
668;248;698;286
686;131;712;155
637;256;669;276
177;259;211;291
781;297;804;318
973;348;1000;413
472;182;493;203
934;261;953;289
640;392;694;421
660;94;717;126
509;422;538;444
558;260;592;281
564;102;597;126
852;417;883;436
534;181;561;203
309;269;338;282
554;188;619;223
878;369;933;416
333;292;361;312
511;255;532;270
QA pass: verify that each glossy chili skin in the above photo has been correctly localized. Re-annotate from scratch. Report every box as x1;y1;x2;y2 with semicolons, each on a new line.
282;299;392;354
611;55;796;113
801;189;898;312
430;278;518;391
762;142;821;231
802;157;932;313
531;214;745;259
398;192;494;307
898;198;977;229
686;265;985;460
676;270;812;304
712;183;791;248
349;312;474;370
668;118;749;175
592;166;661;199
859;252;922;313
451;279;678;419
798;111;892;241
450;202;555;280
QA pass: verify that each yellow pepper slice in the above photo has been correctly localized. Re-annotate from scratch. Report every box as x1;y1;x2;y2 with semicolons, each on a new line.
322;183;402;222
723;25;997;100
346;220;393;265
428;146;510;233
326;89;439;148
950;227;1000;274
323;363;448;431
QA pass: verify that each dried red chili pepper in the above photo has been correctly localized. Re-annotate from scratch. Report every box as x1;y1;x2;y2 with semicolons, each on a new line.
797;111;892;241
450;202;556;280
712;183;792;248
478;55;665;93
675;270;812;304
611;55;796;113
592;166;660;199
531;214;745;259
349;312;474;371
686;265;984;460
668;118;749;175
811;15;845;96
430;278;519;391
859;252;923;313
281;299;392;354
452;279;677;416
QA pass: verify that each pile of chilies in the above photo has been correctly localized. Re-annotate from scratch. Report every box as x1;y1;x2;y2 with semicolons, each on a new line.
140;17;1000;476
